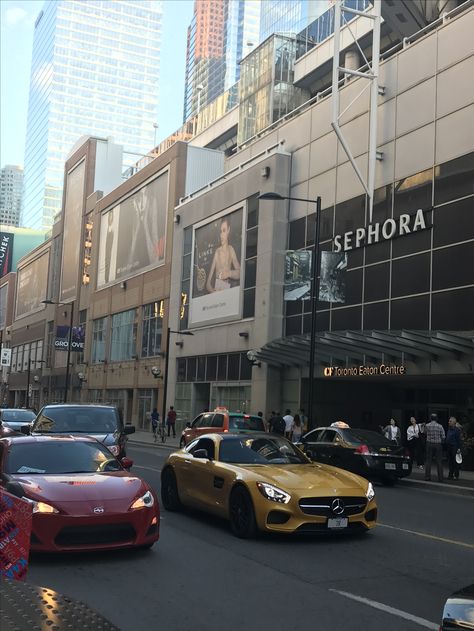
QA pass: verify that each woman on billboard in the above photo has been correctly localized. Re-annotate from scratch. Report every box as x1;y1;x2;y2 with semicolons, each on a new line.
206;216;241;292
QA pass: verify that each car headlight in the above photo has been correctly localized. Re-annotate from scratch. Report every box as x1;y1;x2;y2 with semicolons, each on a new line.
108;445;120;456
366;482;375;502
33;501;59;514
257;482;291;504
130;490;154;510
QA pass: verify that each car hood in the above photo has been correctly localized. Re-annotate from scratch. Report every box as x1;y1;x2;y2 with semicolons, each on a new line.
240;463;368;494
33;432;118;444
11;472;147;513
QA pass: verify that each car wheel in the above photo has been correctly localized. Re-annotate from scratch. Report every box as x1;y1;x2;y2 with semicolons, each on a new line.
161;468;182;511
229;486;257;539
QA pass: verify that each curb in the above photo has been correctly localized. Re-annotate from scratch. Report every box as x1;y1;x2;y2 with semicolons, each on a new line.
129;439;178;451
397;477;474;497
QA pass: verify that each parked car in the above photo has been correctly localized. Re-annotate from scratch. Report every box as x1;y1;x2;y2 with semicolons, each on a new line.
0;434;159;552
298;426;412;485
28;404;135;458
180;407;265;446
161;432;377;538
0;408;36;432
440;584;474;630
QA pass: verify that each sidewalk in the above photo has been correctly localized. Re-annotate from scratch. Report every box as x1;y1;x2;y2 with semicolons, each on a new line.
128;428;181;450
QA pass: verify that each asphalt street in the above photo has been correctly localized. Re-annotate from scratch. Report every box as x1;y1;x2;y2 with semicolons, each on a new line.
28;444;474;631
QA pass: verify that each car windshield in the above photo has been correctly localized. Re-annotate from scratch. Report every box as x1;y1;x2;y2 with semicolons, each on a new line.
344;429;396;447
33;407;119;434
219;436;308;465
1;410;36;422
6;441;123;474
228;415;265;431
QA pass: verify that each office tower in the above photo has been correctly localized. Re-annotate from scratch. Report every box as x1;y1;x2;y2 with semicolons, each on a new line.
259;0;332;41
0;165;23;227
183;0;261;123
21;0;162;231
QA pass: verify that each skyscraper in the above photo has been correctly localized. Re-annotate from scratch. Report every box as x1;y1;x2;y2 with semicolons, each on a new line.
183;0;260;123
0;165;23;227
21;0;162;231
259;0;332;41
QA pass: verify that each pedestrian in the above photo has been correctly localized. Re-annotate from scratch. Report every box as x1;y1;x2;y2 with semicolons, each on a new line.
407;416;423;468
446;416;462;480
424;413;445;482
291;414;303;442
269;411;285;435
299;408;308;434
384;418;401;445
166;405;177;437
282;409;294;439
151;408;159;443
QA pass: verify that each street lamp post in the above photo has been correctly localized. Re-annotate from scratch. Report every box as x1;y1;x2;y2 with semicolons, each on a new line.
259;192;322;429
42;299;74;403
161;327;193;425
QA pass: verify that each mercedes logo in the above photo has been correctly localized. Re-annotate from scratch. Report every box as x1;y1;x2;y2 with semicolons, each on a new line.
93;507;105;514
331;498;345;515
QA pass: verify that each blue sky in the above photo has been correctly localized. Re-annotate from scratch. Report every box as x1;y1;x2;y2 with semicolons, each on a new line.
0;0;194;167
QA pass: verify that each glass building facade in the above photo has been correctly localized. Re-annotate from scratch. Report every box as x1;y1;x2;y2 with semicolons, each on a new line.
21;0;162;230
0;165;23;226
259;0;332;41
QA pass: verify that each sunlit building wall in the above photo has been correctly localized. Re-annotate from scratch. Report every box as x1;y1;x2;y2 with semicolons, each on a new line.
21;0;162;231
0;165;24;227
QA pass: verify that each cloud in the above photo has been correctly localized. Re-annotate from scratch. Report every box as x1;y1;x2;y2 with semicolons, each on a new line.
5;7;27;26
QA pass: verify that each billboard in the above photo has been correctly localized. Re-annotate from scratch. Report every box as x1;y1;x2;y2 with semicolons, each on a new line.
60;159;86;302
190;206;244;326
54;325;85;352
319;252;347;303
97;171;169;287
15;252;49;318
284;250;312;301
0;232;14;277
284;250;347;303
0;489;33;580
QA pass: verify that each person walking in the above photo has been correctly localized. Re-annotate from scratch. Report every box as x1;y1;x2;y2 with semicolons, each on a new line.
446;416;462;480
407;417;423;468
151;408;159;443
299;408;308;435
424;413;445;482
166;405;177;438
384;418;401;445
269;411;285;435
283;409;294;440
291;414;303;443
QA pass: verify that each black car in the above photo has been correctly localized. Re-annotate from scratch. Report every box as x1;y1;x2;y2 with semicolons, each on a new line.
298;426;412;485
0;408;36;432
28;404;135;458
441;584;474;630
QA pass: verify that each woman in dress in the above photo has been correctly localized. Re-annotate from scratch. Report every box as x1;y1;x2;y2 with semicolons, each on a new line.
206;217;240;293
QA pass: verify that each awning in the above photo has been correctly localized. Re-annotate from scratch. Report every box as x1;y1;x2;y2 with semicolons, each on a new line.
255;330;474;368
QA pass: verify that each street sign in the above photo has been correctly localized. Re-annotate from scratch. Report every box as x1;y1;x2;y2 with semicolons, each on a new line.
0;348;11;367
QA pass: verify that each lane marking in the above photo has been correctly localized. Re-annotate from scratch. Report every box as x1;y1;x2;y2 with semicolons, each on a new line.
379;523;474;550
329;589;438;630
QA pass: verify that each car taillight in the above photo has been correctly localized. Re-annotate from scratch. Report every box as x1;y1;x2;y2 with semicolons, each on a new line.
355;444;370;455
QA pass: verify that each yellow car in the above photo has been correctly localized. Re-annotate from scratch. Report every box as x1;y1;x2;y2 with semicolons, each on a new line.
161;433;377;538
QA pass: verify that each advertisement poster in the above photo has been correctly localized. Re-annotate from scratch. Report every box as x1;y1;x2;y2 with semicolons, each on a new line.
60;160;86;302
319;251;347;303
15;252;49;318
0;232;14;278
54;325;85;352
190;206;244;326
284;250;312;301
97;171;169;287
0;489;33;581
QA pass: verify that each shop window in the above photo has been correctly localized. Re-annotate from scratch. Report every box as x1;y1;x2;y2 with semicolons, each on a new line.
364;263;390;302
177;358;186;382
391;253;430;298
142;302;163;357
432;242;474;291
363;301;389;330
331;306;362;331
434;152;474;205
240;353;252;380
110;309;137;361
390;295;429;330
186;357;197;382
433;198;474;248
92;317;107;364
217;355;227;380
206;355;217;381
228;354;240;380
197;356;206;381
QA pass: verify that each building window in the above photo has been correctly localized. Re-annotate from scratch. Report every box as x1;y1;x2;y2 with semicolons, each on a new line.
141;302;164;357
176;352;251;383
91;317;107;364
243;195;259;318
179;227;192;330
46;321;54;368
110;309;137;361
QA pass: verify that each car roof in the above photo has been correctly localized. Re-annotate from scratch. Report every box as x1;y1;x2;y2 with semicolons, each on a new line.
41;404;116;409
0;434;99;446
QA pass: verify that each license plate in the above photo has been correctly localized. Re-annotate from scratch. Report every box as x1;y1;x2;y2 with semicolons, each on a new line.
385;463;396;470
327;518;348;529
402;463;409;470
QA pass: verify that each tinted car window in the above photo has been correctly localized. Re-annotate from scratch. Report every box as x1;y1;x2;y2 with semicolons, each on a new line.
219;436;307;465
212;414;225;428
303;429;324;442
192;415;204;428
319;430;338;443
344;429;395;447
190;438;215;459
228;415;265;431
33;407;119;434
1;410;36;422
6;441;122;474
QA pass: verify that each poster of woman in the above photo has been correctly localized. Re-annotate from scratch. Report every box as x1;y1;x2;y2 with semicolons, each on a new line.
190;206;244;326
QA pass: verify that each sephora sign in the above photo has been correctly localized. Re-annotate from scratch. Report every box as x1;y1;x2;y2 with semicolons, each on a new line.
334;208;428;252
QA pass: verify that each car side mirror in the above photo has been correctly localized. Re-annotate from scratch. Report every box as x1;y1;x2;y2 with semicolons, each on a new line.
193;449;211;460
20;424;31;435
123;425;135;435
121;457;133;469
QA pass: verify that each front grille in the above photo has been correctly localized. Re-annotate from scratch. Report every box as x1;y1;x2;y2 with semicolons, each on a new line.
299;496;367;517
55;524;136;547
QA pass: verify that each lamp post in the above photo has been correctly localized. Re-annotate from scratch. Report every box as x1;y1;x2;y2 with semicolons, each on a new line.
42;300;75;403
259;192;322;429
161;327;193;425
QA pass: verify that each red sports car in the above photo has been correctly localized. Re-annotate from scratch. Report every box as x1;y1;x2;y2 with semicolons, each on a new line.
0;435;159;552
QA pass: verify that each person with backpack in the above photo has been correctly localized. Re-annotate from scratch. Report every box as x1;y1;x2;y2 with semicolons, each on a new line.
269;411;285;436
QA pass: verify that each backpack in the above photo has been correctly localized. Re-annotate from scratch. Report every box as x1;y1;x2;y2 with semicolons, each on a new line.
272;416;286;435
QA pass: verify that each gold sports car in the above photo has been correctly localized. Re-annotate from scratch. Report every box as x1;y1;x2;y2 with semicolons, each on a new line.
161;433;377;538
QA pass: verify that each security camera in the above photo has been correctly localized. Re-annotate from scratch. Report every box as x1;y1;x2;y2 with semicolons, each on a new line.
151;367;162;378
